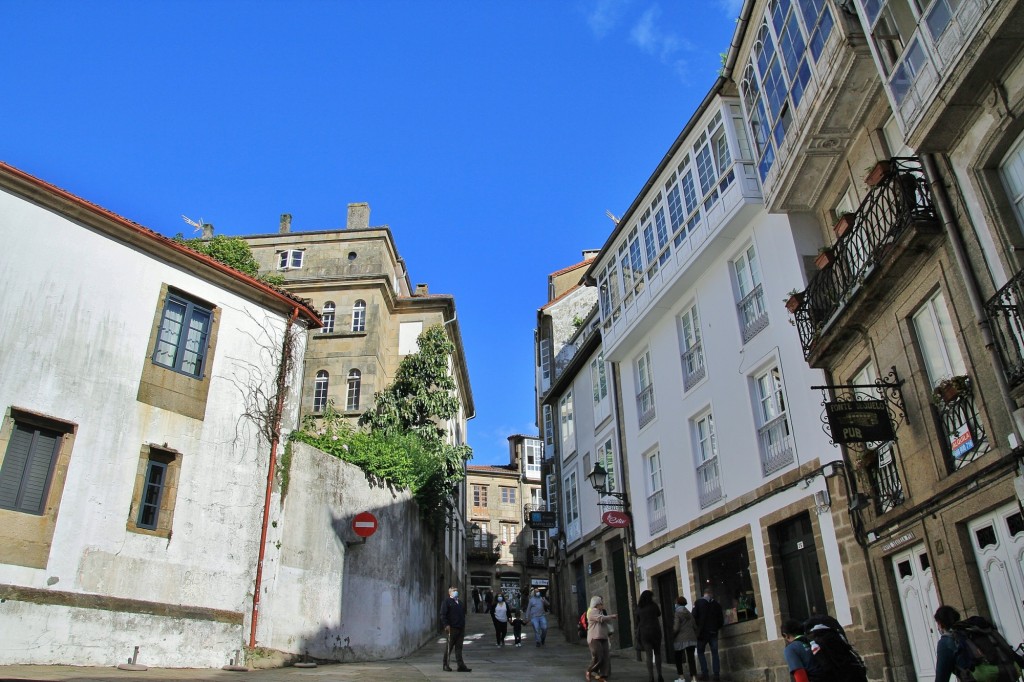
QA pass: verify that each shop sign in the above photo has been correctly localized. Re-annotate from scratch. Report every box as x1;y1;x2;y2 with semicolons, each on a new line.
602;510;631;527
528;511;557;529
530;578;550;586
880;531;916;553
824;399;896;443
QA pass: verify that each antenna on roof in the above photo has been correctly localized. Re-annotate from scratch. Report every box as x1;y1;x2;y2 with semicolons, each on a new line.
181;215;204;232
605;210;620;225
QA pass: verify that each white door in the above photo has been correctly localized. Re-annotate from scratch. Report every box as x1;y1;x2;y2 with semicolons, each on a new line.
892;543;940;682
968;502;1024;649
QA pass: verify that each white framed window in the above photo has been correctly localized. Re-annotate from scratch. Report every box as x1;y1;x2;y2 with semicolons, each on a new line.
597;436;616;493
321;301;335;333
754;365;794;475
500;522;517;550
313;370;329;412
532;529;548;551
694;411;722;508
351;300;366;332
277;249;304;270
645;450;667;534
564;471;579;523
529;487;543;507
636;350;656;428
1001;130;1024;234
472;484;488;508
680;303;705;389
500;486;516;505
540;338;552;390
524;438;542;479
545;474;558;517
734;244;768;342
542;404;555;459
346;369;361;411
559;390;576;453
591;352;610;423
912;290;967;388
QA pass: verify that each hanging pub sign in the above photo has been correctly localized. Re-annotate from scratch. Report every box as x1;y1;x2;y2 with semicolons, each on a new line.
824;398;896;444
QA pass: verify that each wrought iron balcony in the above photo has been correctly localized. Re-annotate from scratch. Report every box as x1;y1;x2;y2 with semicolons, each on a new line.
682;341;706;391
856;443;904;515
932;378;990;472
738;283;768;343
525;546;548;568
637;385;656;428
468;543;501;563
985;270;1024;391
758;414;795;475
790;158;941;362
696;457;722;509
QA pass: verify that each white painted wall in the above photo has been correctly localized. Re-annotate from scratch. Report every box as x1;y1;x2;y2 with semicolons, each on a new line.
0;187;308;667
257;442;440;662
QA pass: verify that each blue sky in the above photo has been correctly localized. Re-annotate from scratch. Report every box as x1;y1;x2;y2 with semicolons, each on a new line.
5;1;739;464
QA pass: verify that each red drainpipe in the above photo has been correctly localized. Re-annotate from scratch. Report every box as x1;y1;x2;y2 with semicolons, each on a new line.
249;306;300;648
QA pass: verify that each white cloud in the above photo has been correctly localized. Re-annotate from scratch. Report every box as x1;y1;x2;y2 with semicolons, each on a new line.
715;0;743;19
585;0;631;39
629;5;695;75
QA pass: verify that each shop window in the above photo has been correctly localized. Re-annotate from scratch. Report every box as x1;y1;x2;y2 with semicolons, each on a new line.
693;539;758;624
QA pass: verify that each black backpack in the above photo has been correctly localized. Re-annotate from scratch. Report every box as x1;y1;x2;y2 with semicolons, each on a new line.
807;624;868;682
951;616;1023;682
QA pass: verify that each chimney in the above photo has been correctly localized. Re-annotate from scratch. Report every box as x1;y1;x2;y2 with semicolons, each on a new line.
201;223;214;239
279;214;292;233
415;283;429;296
346;202;370;230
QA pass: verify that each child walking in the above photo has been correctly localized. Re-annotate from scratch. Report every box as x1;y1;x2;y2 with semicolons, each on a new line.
511;610;525;647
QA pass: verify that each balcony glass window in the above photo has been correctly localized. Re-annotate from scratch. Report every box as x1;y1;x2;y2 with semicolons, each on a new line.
740;0;833;181
559;390;576;452
646;450;667;535
754;365;795;475
597;436;616;493
591;353;610;424
1000;131;1024;233
636;350;656;428
912;291;967;389
524;439;542;478
734;245;769;342
695;412;723;508
564;471;579;523
680;304;706;390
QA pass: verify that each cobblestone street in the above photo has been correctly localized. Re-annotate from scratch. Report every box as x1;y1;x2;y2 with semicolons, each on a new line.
0;611;664;682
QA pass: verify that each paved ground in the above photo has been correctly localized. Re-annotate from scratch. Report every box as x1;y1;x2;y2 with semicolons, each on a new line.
0;611;672;682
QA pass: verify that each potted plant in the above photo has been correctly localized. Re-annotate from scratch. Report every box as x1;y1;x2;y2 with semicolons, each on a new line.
815;246;836;270
932;375;970;404
865;159;892;187
834;212;857;238
785;289;805;313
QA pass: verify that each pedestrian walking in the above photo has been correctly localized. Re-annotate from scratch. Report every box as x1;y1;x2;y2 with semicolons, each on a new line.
484;590;493;614
471;587;480;614
492;594;510;646
511;610;525;647
781;619;823;682
692;587;724;681
439;586;472;673
524;588;550;646
672;596;698;682
635;589;665;682
585;595;618;682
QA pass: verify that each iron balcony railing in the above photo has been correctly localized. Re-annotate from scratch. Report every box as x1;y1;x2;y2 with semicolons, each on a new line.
637;385;656;428
792;158;939;358
526;548;548;568
865;444;904;515
985;269;1024;390
647;491;667;535
932;378;989;472
758;413;795;475
696;457;723;509
738;283;769;343
682;341;706;391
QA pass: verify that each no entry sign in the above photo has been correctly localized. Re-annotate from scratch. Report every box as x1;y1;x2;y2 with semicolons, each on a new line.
352;511;379;538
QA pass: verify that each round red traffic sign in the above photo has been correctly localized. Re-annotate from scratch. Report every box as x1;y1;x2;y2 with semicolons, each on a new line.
352;511;379;538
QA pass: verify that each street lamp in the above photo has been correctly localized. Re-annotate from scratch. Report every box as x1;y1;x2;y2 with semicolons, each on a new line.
587;462;628;506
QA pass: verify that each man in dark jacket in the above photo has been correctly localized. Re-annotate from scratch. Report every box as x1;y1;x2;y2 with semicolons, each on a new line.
440;586;472;673
692;587;724;681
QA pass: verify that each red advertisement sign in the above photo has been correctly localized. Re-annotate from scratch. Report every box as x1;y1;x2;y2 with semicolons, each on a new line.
602;510;631;527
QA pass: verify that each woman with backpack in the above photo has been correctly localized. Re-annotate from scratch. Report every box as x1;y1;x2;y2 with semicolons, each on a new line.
935;605;973;681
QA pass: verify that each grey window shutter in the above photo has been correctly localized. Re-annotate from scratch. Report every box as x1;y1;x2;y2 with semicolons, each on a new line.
0;423;61;514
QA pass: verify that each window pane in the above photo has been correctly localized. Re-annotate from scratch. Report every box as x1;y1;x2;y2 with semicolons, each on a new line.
154;299;186;368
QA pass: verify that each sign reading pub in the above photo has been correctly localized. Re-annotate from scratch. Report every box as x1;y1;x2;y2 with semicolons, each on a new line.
824;398;896;444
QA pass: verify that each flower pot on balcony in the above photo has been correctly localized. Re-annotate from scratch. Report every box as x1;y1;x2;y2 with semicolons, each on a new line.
815;248;836;270
865;160;892;187
932;375;970;404
834;213;856;238
785;292;805;314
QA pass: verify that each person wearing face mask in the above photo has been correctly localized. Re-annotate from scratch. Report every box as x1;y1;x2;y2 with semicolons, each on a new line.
524;588;550;646
492;593;510;646
440;586;471;672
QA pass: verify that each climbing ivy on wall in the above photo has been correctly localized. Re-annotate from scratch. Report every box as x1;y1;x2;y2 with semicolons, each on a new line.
172;234;285;285
291;324;472;529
